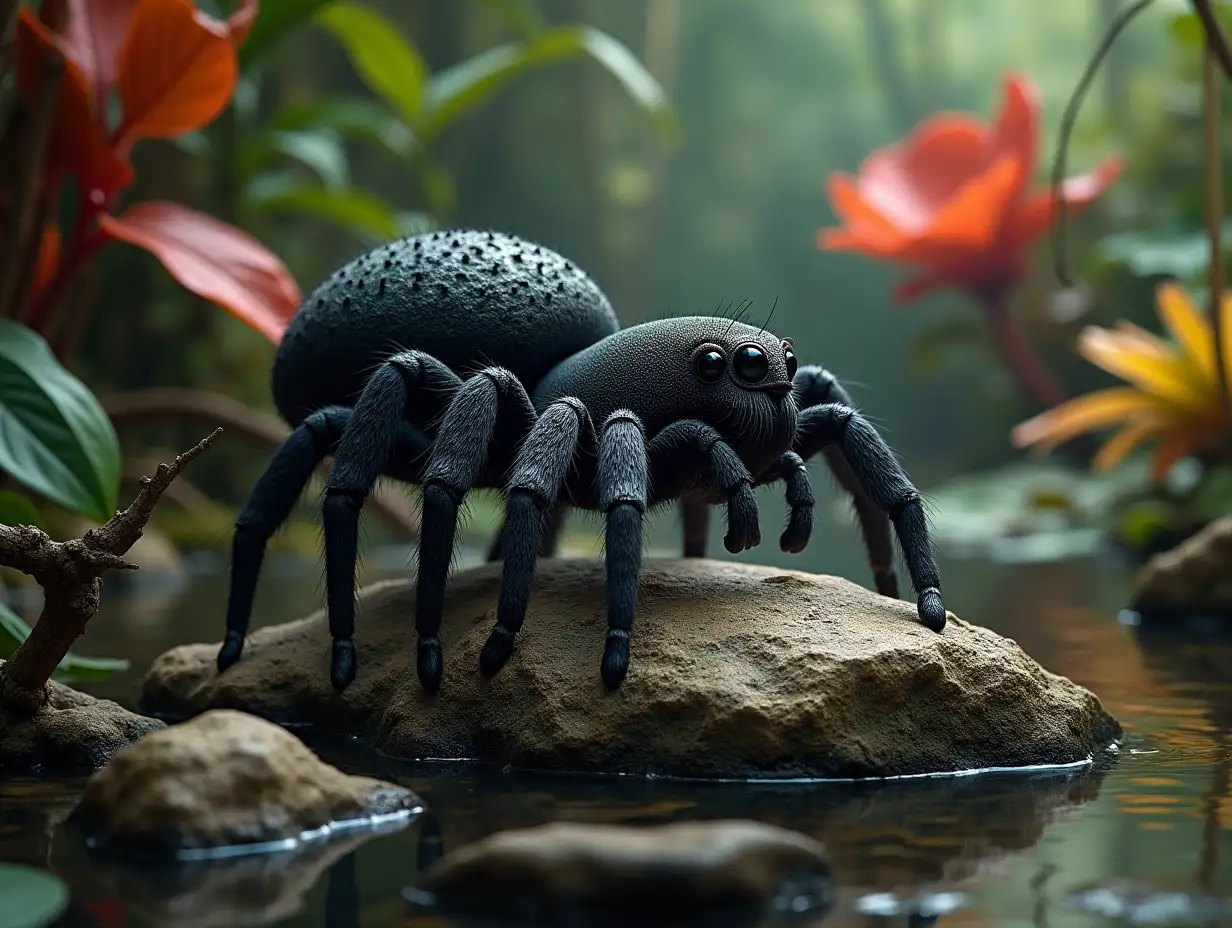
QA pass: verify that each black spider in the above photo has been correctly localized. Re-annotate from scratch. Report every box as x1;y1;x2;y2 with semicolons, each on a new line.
216;229;946;694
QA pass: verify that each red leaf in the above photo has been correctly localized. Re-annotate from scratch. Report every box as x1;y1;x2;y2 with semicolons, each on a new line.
15;9;133;201
63;0;137;100
31;225;62;306
98;201;301;342
226;0;258;46
115;0;238;145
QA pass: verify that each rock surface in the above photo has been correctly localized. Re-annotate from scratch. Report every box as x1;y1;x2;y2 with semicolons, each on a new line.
1132;514;1232;616
142;558;1121;778
0;663;163;773
67;709;422;856
407;819;832;924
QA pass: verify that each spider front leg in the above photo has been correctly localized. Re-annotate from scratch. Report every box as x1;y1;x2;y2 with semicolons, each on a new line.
415;367;538;692
797;402;946;632
792;365;899;598
479;398;594;676
597;410;649;688
321;352;461;692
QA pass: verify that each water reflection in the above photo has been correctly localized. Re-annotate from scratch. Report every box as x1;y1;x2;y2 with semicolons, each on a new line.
50;819;410;928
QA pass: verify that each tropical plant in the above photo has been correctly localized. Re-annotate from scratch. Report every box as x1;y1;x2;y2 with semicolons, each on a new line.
232;0;675;241
1011;282;1231;483
6;0;302;348
817;72;1123;411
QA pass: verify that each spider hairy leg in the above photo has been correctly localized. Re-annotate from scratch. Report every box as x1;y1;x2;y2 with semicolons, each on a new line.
796;402;946;632
776;450;814;553
321;352;461;693
479;398;592;676
597;410;649;688
416;367;537;693
792;365;899;598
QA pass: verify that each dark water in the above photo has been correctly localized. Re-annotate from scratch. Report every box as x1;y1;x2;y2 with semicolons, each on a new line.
2;499;1231;928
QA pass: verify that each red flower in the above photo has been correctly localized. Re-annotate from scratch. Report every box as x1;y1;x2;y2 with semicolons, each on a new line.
11;0;298;342
818;73;1123;304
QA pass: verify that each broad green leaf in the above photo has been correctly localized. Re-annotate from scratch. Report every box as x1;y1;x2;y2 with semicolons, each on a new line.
240;129;350;189
0;600;129;681
1169;3;1232;47
273;96;417;159
246;180;403;240
316;2;427;127
0;491;40;527
424;25;676;142
0;864;68;928
0;320;120;523
238;0;338;67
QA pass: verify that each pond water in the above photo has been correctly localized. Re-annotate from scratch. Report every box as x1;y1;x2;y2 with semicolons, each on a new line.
1;500;1230;928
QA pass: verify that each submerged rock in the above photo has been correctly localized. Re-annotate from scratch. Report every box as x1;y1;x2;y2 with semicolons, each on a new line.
142;558;1121;778
406;819;832;926
0;664;163;774
1132;514;1232;618
67;709;422;857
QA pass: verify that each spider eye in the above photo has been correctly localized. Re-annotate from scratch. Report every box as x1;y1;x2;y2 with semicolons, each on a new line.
784;344;798;379
733;344;769;383
694;349;726;382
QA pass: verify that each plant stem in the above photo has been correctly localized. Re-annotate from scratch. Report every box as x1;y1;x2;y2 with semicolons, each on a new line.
982;291;1069;410
0;430;221;712
1203;43;1231;422
1194;0;1232;80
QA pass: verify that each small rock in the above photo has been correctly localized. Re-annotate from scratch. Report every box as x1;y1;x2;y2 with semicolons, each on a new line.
66;709;422;857
1132;514;1232;617
0;664;163;774
143;558;1121;778
406;819;832;925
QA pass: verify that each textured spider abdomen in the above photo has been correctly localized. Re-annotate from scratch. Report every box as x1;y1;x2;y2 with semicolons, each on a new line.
271;230;619;426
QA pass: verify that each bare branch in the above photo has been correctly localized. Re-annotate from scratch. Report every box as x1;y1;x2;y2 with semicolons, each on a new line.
0;431;222;712
1194;0;1232;81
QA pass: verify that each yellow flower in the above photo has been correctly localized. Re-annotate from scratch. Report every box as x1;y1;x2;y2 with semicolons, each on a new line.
1011;282;1232;480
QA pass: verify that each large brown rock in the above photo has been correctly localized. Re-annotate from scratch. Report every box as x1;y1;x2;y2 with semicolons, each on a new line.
67;709;422;856
141;558;1121;779
1132;514;1232;616
0;663;163;774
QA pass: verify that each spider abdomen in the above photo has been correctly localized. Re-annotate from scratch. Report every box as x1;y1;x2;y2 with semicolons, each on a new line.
272;229;620;426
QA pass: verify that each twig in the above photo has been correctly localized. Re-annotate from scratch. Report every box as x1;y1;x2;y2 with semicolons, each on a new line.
102;388;421;536
1203;42;1231;422
0;9;62;321
0;430;222;712
1194;0;1232;81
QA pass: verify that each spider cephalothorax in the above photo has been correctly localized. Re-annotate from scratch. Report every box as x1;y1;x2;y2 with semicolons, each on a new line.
217;229;946;694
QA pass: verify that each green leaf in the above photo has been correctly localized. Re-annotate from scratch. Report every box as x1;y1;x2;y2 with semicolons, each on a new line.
1096;225;1232;283
0;320;120;523
424;25;676;142
240;129;350;188
0;864;68;928
0;491;40;527
238;0;338;67
316;1;427;127
273;96;417;159
477;0;546;36
246;179;404;240
1169;2;1232;47
0;599;129;680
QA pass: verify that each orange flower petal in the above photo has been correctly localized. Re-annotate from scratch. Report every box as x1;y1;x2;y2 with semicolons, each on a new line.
816;226;912;260
986;73;1040;213
857;114;988;231
1010;386;1161;449
923;156;1022;254
226;0;258;46
826;173;898;238
1009;156;1124;249
115;0;239;145
891;270;952;303
1092;417;1166;472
